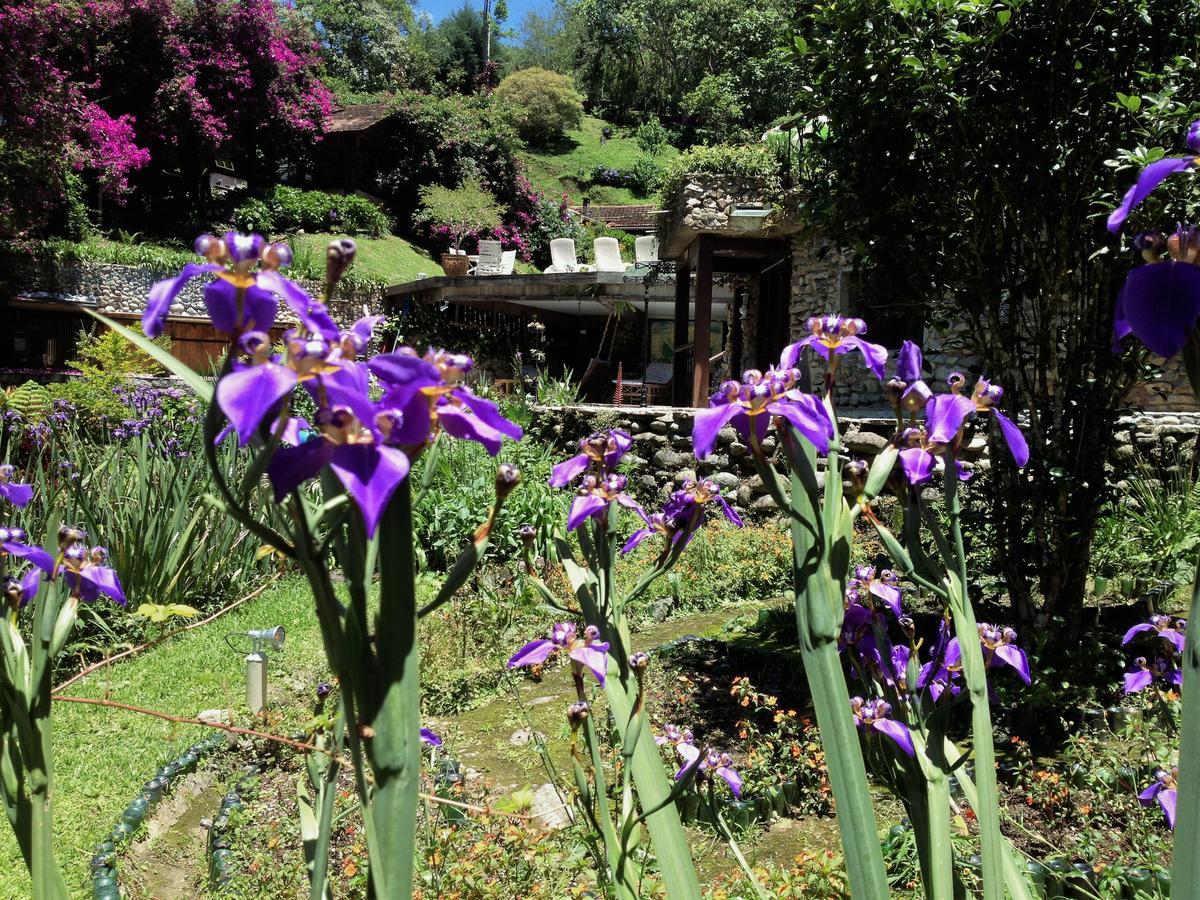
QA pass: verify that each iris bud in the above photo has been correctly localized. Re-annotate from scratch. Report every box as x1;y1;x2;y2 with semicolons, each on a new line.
316;682;333;700
325;238;358;290
898;616;915;639
884;378;906;410
844;459;869;494
567;700;590;730
628;651;650;674
58;525;86;551
518;524;536;547
495;464;521;499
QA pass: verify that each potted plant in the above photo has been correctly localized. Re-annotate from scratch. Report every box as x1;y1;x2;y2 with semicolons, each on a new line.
417;183;504;277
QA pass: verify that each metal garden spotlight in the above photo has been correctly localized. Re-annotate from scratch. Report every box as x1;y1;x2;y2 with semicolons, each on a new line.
227;627;285;714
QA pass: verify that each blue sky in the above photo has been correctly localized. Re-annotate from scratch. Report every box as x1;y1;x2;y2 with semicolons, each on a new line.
413;0;554;34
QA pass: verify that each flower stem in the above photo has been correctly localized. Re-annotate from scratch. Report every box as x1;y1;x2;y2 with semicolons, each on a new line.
1171;556;1200;893
943;463;1003;900
367;482;421;899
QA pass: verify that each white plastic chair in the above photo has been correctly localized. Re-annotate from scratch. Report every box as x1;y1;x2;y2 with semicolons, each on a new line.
499;250;516;274
635;236;659;263
593;237;628;273
544;238;593;273
472;240;503;275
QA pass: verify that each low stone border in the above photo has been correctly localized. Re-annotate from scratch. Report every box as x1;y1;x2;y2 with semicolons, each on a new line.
207;768;258;888
91;733;228;900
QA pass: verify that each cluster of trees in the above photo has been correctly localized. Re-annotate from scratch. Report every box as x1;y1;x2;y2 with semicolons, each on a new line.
301;0;800;140
791;0;1200;632
0;0;331;237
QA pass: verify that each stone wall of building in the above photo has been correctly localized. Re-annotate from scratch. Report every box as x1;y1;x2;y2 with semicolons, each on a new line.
9;259;383;326
669;176;780;233
786;236;1196;413
527;402;1200;521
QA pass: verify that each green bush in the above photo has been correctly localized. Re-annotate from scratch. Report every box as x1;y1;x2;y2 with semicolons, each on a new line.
657;143;782;206
635;116;671;156
416;183;504;251
231;186;392;237
494;67;584;145
628;155;664;196
682;73;747;143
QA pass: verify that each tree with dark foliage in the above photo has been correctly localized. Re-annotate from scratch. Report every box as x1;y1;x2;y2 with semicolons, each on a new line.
793;0;1200;633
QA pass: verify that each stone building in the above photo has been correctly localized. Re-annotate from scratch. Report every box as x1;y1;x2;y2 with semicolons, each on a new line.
657;170;1197;413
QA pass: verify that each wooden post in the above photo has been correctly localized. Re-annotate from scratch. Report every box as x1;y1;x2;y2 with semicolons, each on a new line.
672;255;691;407
691;237;713;407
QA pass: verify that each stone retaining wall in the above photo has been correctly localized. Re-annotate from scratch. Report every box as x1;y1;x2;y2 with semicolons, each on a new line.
10;259;382;325
527;403;1200;521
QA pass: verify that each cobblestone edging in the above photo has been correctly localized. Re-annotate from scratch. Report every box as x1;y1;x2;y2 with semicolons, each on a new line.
91;733;228;900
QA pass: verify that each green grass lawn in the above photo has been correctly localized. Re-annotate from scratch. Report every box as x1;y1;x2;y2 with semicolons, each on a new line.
0;576;331;899
517;115;678;205
288;232;438;285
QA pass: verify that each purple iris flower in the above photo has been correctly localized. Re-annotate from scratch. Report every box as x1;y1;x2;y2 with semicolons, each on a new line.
1112;228;1200;359
622;478;742;554
695;749;742;798
58;543;126;605
1124;656;1182;694
369;348;523;455
963;623;1031;685
888;340;933;415
917;620;964;702
549;430;632;487
850;697;915;756
1107;120;1200;234
266;404;411;538
1139;767;1178;829
2;570;40;609
0;465;32;508
420;727;442;747
656;723;700;766
693;367;833;460
897;377;1029;484
846;565;902;617
143;233;336;340
889;645;912;692
780;315;889;380
565;473;644;532
0;527;54;574
1122;614;1187;654
507;622;610;685
839;603;883;668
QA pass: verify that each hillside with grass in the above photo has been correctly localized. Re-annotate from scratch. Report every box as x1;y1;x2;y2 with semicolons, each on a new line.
517;115;679;206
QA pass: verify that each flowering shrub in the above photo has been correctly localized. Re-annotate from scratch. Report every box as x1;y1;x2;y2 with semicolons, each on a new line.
0;0;331;235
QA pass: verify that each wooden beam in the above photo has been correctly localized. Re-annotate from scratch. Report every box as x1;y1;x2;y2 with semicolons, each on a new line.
691;237;714;407
672;257;691;407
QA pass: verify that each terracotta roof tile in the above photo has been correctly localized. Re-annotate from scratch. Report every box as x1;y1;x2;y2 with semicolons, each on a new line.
326;104;392;134
571;204;660;229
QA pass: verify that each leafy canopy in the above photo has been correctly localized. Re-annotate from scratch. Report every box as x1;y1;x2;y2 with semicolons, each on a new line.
494;67;584;145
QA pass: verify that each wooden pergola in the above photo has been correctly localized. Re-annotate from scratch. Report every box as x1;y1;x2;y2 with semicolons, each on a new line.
669;235;791;407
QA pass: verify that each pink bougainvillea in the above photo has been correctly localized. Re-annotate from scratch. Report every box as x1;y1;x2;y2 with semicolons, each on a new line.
0;0;331;235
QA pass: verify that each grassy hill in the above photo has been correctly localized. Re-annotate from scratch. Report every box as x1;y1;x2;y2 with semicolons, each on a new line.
288;232;439;285
517;115;678;206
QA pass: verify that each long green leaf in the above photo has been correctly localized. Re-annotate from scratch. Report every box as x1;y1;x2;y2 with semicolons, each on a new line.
83;309;214;401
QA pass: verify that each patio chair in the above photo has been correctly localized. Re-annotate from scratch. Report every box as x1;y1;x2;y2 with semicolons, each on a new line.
593;237;629;273
544;238;594;273
499;250;516;274
634;236;659;263
471;240;504;275
612;361;674;405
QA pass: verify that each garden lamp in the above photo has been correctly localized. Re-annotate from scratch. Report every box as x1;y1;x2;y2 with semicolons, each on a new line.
228;627;286;714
